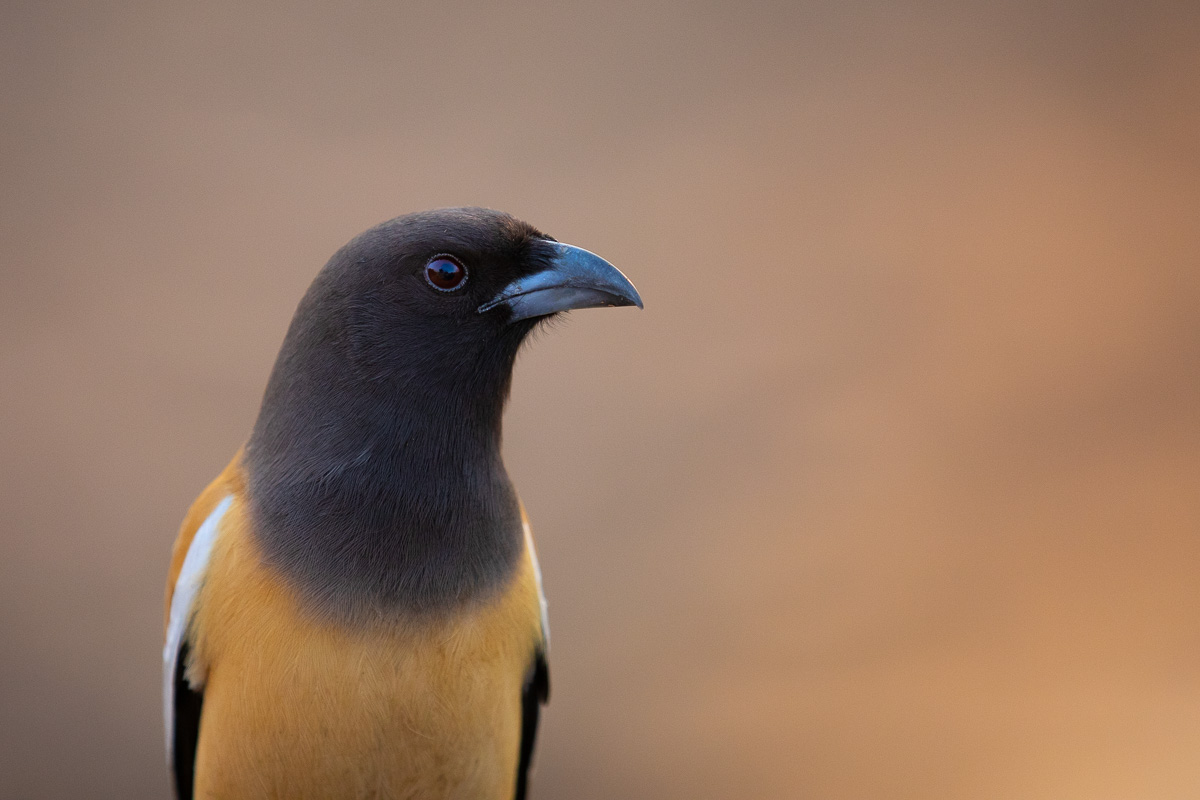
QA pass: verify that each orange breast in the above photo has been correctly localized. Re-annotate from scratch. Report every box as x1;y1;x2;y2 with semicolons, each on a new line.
178;463;543;800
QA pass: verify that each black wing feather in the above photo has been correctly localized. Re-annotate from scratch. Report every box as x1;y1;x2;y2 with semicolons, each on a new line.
514;651;550;800
171;640;204;800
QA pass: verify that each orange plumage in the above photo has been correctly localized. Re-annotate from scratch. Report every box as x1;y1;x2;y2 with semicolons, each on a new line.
166;457;543;799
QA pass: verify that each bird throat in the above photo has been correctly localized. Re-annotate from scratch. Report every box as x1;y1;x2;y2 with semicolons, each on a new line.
244;367;525;622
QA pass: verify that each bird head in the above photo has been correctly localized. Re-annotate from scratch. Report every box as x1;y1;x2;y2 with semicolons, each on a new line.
285;207;641;406
244;208;641;614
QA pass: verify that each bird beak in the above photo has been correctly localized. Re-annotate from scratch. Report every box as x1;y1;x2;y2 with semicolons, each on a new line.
478;242;643;322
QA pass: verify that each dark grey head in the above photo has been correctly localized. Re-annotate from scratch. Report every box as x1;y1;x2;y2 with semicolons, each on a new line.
244;208;641;619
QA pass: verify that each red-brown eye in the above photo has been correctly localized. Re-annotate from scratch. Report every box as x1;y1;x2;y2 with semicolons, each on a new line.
424;256;468;291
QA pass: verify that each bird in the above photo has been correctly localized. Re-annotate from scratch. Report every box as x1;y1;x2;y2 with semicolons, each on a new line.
163;207;642;799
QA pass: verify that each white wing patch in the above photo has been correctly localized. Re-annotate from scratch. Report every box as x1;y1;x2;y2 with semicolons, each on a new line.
163;494;233;760
523;514;549;650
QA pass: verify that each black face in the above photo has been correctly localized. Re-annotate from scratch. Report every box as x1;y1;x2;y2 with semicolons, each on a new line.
317;208;558;390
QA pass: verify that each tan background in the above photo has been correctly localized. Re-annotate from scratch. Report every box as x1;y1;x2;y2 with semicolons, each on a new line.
3;2;1200;797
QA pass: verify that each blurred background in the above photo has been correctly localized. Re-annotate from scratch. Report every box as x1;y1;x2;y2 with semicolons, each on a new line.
3;1;1199;797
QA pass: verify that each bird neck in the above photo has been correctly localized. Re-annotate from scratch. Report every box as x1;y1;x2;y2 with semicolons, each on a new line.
244;367;524;621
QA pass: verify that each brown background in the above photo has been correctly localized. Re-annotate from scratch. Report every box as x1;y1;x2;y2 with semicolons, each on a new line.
3;2;1200;798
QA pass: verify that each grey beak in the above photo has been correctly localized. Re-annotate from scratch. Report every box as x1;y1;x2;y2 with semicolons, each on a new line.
478;242;643;322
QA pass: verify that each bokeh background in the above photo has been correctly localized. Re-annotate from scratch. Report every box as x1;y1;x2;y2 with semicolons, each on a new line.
3;1;1200;797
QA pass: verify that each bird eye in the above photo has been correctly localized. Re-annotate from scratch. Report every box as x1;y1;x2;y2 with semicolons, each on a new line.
424;256;468;292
